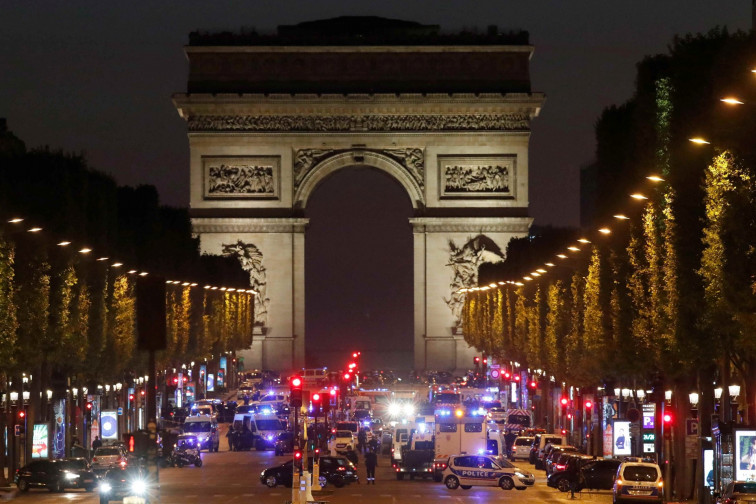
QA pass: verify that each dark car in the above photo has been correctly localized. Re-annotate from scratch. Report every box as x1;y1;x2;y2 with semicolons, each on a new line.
15;458;97;493
260;456;359;488
544;446;578;476
274;432;294;456
547;456;620;493
98;465;157;504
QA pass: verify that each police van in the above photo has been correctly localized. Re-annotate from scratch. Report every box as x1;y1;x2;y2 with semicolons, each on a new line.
252;412;286;451
183;414;220;452
441;454;534;490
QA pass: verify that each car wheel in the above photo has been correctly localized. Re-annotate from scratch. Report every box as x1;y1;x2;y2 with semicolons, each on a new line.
332;476;345;488
318;475;327;488
499;476;515;490
17;479;29;492
265;475;278;488
445;475;460;489
461;485;472;490
396;473;404;481
177;459;185;468
195;458;203;468
557;478;571;493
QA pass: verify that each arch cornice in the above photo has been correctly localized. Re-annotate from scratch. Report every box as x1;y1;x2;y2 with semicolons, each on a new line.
294;149;425;209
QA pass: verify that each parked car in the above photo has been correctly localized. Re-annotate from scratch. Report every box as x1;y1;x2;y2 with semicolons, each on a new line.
546;454;607;492
544;445;578;476
613;460;663;504
719;481;756;504
91;446;128;475
260;456;359;488
531;433;566;469
441;454;534;491
511;436;534;461
15;458;97;493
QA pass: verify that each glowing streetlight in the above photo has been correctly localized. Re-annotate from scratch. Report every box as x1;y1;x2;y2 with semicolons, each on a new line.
721;97;744;105
630;193;648;200
646;175;665;182
598;228;611;234
689;137;711;145
613;214;630;220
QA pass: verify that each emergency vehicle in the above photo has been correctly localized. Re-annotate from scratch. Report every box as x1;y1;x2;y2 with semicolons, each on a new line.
441;454;534;490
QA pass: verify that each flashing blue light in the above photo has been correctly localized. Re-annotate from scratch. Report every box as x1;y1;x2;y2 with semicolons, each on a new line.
476;408;486;415
477;449;485;454
482;396;493;402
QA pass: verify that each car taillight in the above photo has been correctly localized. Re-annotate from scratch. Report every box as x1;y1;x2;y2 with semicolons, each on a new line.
658;481;664;488
616;479;623;486
337;466;346;472
555;464;566;471
723;498;735;504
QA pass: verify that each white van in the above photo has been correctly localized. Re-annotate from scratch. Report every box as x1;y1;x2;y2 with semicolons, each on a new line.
253;413;286;451
183;414;219;452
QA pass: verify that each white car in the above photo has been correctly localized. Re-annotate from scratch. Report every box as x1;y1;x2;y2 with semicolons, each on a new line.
328;430;355;454
613;461;663;504
91;446;127;474
511;436;534;460
442;454;534;491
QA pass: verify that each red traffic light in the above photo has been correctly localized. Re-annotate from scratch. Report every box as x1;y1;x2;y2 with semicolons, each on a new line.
585;400;593;409
294;450;302;460
482;358;488;365
503;371;511;379
352;352;358;358
128;435;135;453
348;362;357;369
474;356;480;364
343;373;351;381
18;410;25;419
291;376;302;388
529;380;537;389
85;402;93;410
173;377;179;384
560;397;569;406
514;375;521;382
663;412;673;424
128;394;135;401
312;393;321;402
330;389;337;396
561;429;567;435
140;390;145;396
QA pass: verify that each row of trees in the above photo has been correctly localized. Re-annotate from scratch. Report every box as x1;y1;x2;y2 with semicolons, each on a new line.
0;126;254;439
466;28;756;500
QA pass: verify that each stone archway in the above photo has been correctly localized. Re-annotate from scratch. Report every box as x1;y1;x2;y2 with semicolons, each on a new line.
175;18;543;372
294;149;424;210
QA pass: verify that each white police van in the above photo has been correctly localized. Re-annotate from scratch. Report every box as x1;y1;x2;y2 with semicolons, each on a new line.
441;454;534;490
253;412;285;451
182;415;219;452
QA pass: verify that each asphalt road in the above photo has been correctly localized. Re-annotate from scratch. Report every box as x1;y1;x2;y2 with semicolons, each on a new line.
6;426;616;503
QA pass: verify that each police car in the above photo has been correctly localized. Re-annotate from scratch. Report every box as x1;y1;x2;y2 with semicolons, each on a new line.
613;460;663;504
441;454;534;490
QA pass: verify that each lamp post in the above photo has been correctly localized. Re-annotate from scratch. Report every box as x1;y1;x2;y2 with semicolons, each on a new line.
729;385;741;423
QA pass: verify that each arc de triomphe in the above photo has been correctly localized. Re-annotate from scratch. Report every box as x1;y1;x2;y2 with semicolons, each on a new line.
173;18;543;372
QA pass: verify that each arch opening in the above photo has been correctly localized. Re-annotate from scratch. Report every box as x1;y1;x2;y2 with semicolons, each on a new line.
304;166;414;371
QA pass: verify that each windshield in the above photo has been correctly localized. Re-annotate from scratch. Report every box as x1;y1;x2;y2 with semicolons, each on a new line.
184;422;212;432
95;448;121;456
622;465;660;481
498;458;515;468
508;414;531;426
336;431;352;438
60;459;88;470
256;419;283;431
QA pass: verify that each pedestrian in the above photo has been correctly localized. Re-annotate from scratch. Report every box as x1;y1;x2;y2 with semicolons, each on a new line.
357;429;367;454
92;436;102;451
365;447;378;485
226;426;235;451
565;456;581;499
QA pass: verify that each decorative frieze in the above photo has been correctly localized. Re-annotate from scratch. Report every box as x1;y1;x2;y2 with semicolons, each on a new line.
438;155;515;198
203;156;280;199
187;113;531;132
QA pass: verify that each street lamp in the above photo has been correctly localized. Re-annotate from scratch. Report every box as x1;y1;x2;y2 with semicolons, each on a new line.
689;392;699;407
714;387;723;400
665;390;672;402
729;384;741;399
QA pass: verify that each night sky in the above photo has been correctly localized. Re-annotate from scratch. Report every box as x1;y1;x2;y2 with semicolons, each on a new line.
0;1;751;370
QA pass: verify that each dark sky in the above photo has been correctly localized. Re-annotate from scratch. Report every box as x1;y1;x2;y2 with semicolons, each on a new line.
0;1;750;369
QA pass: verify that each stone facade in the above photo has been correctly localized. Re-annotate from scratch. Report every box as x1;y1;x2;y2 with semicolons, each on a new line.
174;21;543;372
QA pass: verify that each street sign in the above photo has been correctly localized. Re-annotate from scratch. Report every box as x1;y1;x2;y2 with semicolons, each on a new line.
117;407;123;416
686;419;699;436
642;403;656;429
14;425;20;436
643;432;656;442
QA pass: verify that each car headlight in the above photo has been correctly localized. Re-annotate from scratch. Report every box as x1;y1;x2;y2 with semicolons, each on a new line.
131;479;147;494
99;482;112;493
515;472;525;478
64;472;80;480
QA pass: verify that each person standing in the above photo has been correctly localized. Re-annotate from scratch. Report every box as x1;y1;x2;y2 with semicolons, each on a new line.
357;429;367;454
364;447;378;485
92;436;102;451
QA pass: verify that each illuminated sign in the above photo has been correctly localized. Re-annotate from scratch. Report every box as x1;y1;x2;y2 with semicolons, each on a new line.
735;430;756;482
101;410;119;440
32;423;48;459
613;420;631;456
207;373;215;392
642;403;656;429
643;433;655;442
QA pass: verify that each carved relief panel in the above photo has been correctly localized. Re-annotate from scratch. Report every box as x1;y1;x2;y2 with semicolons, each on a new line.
438;155;516;199
203;156;280;199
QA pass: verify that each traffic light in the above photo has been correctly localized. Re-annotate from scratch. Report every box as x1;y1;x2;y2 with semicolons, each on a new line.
85;401;93;422
663;410;674;425
17;410;25;420
312;393;322;414
585;400;593;421
342;372;351;381
474;356;480;366
127;433;136;453
503;370;511;380
290;376;303;408
323;389;335;414
294;449;303;470
529;380;538;389
560;396;569;417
